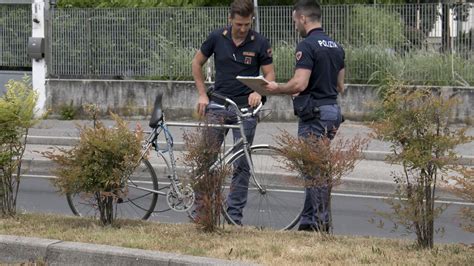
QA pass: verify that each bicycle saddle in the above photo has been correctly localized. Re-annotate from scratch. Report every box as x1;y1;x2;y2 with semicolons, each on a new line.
149;93;163;128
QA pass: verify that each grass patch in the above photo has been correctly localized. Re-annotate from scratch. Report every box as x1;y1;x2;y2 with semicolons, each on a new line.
1;213;473;265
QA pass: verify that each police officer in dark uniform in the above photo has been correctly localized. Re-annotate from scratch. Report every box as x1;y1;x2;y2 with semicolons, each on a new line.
191;0;275;225
264;0;345;232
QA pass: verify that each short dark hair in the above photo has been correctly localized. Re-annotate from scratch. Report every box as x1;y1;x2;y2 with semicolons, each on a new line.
230;0;254;18
293;0;322;22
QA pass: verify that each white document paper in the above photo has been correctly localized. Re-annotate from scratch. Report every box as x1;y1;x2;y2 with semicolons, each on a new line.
236;75;271;96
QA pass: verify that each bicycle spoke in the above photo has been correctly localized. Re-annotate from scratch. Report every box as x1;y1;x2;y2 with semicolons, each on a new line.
223;145;304;230
123;192;155;203
66;159;160;220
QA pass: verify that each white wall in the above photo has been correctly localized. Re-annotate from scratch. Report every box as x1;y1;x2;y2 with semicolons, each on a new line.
429;4;474;38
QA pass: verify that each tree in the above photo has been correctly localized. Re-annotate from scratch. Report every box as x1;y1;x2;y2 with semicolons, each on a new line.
56;0;230;8
370;76;471;248
56;0;424;8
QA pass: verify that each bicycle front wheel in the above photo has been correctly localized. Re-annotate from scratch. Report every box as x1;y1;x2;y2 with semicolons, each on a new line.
223;145;304;230
66;158;159;220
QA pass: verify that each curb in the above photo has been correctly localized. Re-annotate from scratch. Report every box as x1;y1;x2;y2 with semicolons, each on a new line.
0;235;254;265
27;135;79;146
336;178;461;201
362;150;474;166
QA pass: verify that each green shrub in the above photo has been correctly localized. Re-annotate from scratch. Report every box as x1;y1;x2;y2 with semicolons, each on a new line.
274;130;367;233
58;0;160;8
368;51;474;87
258;44;474;86
182;121;231;232
345;46;398;84
348;5;406;48
58;100;77;120
272;43;296;82
0;78;38;217
402;52;455;86
42;112;143;225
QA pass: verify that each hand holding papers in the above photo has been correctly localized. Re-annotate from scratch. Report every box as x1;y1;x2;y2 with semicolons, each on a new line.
236;75;272;96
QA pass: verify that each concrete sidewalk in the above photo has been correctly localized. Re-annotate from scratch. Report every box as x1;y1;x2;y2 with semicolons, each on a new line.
26;119;474;167
28;120;474;156
27;119;474;158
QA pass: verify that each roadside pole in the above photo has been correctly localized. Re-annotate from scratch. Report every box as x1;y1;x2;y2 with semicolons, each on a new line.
253;0;260;33
30;0;48;116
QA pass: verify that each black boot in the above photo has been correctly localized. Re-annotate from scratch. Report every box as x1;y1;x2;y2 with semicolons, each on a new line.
297;224;319;232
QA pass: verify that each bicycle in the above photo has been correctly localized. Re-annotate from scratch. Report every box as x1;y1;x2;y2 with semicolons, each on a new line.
67;92;305;230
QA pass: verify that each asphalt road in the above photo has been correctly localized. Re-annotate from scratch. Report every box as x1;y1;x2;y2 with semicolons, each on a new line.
16;177;474;244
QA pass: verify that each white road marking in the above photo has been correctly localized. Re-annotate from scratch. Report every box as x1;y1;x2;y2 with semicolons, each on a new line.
22;175;474;206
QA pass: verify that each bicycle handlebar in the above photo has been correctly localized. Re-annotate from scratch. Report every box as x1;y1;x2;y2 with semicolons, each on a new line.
207;89;263;118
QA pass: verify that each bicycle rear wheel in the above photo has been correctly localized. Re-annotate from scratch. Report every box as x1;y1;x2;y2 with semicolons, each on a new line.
223;145;304;230
66;158;159;220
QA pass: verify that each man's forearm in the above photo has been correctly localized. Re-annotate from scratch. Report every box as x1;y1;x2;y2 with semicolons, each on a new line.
263;72;275;82
261;63;275;83
337;83;344;94
276;78;302;95
195;79;207;96
336;68;345;94
192;65;207;96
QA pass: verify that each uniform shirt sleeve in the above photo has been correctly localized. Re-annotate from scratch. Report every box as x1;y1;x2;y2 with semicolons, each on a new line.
258;37;273;66
200;31;217;58
294;41;313;70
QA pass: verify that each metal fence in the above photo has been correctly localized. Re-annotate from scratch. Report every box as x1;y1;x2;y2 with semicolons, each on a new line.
50;8;229;79
0;4;31;68
1;4;473;85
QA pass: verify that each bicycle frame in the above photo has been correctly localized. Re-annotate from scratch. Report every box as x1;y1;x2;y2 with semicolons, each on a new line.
130;102;266;209
66;94;304;229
